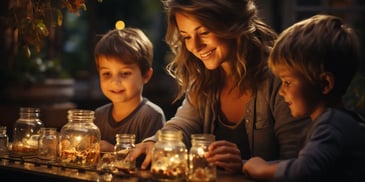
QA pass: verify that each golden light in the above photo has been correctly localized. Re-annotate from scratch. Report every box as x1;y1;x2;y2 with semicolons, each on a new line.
115;20;125;30
75;135;82;142
197;147;205;156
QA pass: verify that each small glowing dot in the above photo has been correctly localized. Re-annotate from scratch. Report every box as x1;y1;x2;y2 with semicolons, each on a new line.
115;20;125;30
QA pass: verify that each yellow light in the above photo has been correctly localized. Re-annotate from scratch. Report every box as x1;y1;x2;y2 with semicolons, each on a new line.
75;135;82;142
197;147;205;156
115;20;125;30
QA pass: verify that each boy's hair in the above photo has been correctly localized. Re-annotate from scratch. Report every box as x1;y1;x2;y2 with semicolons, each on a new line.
94;27;153;75
269;14;360;97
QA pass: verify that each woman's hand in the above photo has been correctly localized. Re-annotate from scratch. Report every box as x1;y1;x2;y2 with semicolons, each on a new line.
129;141;155;170
205;140;243;173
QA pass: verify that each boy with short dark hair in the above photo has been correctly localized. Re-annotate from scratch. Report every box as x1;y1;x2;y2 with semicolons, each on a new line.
242;14;365;181
94;27;166;152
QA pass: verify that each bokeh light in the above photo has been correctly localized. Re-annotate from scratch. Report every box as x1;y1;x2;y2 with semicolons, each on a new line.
115;20;125;30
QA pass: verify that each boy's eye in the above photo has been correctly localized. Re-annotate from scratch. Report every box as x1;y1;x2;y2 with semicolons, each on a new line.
101;72;111;78
283;80;291;87
120;71;132;77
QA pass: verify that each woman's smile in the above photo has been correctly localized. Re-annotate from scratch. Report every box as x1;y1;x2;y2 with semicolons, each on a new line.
176;12;234;70
200;49;215;59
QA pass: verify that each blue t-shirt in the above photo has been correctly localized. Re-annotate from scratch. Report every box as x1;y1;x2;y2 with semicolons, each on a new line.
275;108;365;181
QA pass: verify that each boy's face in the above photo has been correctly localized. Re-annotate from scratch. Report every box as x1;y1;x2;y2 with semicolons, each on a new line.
276;68;322;119
97;56;151;105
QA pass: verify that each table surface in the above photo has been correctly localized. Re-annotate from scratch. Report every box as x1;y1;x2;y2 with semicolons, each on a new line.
0;155;254;182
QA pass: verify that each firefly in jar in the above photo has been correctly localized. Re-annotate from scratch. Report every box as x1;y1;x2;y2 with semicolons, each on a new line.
151;145;188;180
59;134;100;167
188;134;216;182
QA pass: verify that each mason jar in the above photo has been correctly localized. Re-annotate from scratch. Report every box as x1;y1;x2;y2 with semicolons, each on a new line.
114;133;136;171
97;152;117;182
12;107;43;156
59;109;101;168
0;126;9;155
188;134;216;181
151;130;188;181
38;127;59;161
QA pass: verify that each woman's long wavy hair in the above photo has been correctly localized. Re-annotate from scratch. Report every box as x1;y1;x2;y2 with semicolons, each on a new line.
162;0;277;109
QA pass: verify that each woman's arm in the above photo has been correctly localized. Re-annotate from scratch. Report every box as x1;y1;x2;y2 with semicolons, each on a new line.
157;98;203;145
130;98;203;169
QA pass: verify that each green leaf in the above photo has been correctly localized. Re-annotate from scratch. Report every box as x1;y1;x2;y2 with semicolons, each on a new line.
36;20;49;37
24;46;31;58
57;9;63;26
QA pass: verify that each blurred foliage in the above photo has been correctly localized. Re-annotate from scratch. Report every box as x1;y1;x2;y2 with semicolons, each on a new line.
4;0;100;57
0;0;102;87
343;72;365;116
7;49;71;88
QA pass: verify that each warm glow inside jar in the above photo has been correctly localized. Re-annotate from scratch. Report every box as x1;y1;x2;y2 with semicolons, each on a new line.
188;134;216;182
151;130;188;181
12;107;43;156
59;109;101;168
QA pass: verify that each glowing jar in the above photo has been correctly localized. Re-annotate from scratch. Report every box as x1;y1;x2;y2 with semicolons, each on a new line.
59;109;101;168
188;134;216;181
151;130;188;181
12;107;43;156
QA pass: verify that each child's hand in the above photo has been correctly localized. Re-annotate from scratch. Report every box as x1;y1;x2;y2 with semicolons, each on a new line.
129;141;155;170
243;157;277;181
242;157;266;176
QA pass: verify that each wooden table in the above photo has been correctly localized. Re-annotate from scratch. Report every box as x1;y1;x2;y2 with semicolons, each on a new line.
0;155;254;182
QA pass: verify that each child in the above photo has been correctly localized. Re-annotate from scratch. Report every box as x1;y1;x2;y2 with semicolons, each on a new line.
94;27;166;152
242;14;365;181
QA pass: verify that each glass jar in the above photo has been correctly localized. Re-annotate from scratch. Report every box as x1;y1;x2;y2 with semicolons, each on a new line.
97;152;117;182
59;109;101;168
12;107;43;156
38;128;59;161
151;130;188;181
188;134;216;182
0;126;9;155
114;133;136;171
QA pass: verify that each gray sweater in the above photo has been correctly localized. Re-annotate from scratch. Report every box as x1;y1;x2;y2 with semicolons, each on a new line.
95;98;166;145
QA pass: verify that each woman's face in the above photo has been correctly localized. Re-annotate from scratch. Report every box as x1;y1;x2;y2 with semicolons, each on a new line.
175;12;234;70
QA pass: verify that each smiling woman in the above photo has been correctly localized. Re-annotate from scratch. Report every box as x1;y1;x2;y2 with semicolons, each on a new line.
129;0;310;174
175;12;234;71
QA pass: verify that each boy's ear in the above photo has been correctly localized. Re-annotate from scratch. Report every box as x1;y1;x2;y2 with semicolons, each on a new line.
320;72;334;95
143;68;153;84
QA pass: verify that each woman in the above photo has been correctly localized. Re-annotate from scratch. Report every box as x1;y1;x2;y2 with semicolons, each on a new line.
130;0;309;173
